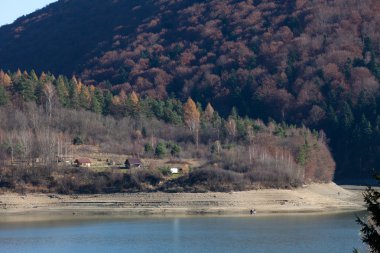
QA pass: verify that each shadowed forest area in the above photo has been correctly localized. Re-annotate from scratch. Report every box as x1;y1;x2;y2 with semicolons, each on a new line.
0;0;380;181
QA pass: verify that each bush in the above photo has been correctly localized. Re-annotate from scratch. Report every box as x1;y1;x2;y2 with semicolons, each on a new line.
131;168;163;188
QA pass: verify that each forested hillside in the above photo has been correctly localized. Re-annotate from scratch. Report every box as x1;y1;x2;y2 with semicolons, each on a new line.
0;0;380;180
0;70;335;193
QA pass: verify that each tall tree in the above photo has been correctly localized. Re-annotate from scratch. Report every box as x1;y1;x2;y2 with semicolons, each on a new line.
0;70;11;87
56;76;69;107
204;102;215;121
43;82;56;120
183;97;200;148
0;84;8;106
356;176;380;253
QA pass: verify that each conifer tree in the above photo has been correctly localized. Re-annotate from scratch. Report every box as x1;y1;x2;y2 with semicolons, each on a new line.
90;88;103;114
14;76;36;102
0;84;8;106
68;78;79;109
356;175;380;253
56;76;69;107
0;70;11;87
91;94;102;114
103;90;113;115
30;70;39;81
79;83;91;109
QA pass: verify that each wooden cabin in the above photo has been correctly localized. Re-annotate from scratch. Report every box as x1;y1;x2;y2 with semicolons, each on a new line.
125;158;142;169
74;158;92;167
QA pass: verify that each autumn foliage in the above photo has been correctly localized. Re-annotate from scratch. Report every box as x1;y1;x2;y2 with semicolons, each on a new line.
0;0;380;180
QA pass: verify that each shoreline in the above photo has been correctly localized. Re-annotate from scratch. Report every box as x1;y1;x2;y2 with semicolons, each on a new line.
0;183;366;223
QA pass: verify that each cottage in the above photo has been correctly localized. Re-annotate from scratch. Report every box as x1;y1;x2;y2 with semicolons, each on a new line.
170;168;180;174
74;158;92;167
125;158;142;169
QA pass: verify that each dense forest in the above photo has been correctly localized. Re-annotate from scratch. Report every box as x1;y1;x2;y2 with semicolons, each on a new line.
0;70;334;193
0;0;380;180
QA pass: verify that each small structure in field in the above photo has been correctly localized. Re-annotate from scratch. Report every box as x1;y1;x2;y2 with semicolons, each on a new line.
170;168;181;174
125;158;142;169
165;160;190;174
74;158;92;167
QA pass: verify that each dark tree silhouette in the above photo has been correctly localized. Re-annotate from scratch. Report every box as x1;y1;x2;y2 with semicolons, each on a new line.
356;175;380;253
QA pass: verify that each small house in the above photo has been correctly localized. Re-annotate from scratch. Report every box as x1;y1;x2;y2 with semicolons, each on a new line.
74;158;92;167
125;158;142;169
170;168;180;174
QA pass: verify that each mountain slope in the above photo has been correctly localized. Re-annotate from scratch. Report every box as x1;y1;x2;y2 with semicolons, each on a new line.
1;0;379;116
0;0;160;75
1;0;380;180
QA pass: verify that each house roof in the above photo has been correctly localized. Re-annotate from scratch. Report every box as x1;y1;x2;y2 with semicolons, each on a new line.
126;158;142;164
75;158;92;164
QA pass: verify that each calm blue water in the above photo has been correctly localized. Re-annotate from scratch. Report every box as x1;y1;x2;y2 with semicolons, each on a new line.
0;213;366;253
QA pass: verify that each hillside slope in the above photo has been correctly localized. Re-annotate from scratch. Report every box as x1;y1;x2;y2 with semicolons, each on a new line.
0;0;380;180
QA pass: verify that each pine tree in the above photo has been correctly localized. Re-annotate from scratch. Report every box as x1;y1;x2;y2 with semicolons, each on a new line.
356;176;380;253
14;76;36;102
0;84;8;106
30;70;39;81
90;89;102;114
55;76;68;107
103;90;113;115
68;79;79;109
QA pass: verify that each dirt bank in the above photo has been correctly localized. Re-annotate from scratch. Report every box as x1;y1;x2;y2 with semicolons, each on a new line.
0;183;366;222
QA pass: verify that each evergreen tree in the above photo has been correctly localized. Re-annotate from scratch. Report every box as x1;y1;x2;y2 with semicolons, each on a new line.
56;76;69;107
14;76;36;102
356;175;380;253
34;81;45;105
30;70;39;81
91;93;102;114
103;90;113;115
79;85;90;109
340;102;354;132
155;142;167;158
0;84;8;106
68;78;79;109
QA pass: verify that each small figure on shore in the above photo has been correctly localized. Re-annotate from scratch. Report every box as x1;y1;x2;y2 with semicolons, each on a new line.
250;209;253;215
250;209;257;215
253;209;256;215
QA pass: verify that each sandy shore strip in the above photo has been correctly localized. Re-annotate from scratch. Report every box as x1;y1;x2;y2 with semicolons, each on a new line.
0;183;366;222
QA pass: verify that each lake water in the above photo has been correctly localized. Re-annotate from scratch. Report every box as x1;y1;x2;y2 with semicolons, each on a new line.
0;212;366;253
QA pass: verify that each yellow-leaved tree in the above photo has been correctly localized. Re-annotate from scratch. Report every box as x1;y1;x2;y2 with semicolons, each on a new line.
183;97;200;149
130;91;139;105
